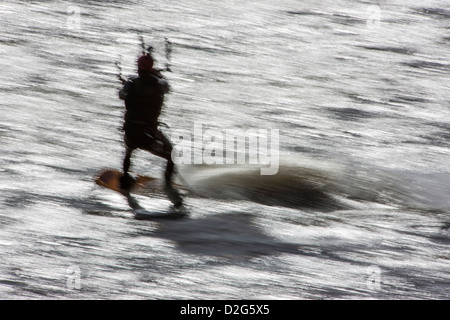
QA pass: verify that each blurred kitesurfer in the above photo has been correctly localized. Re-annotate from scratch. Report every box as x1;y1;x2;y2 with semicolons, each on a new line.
118;52;182;207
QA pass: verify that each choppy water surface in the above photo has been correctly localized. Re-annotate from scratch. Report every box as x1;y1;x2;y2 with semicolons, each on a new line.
0;0;449;299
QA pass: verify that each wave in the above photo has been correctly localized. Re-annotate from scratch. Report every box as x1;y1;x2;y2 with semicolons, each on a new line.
176;159;346;211
175;157;450;213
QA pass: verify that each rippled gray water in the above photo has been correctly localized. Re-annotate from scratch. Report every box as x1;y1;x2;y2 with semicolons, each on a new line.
1;0;449;299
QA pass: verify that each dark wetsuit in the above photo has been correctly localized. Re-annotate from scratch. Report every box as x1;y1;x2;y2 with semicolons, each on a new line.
119;70;176;188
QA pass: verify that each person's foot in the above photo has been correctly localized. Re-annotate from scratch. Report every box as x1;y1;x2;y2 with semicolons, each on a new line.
119;173;135;191
164;184;183;207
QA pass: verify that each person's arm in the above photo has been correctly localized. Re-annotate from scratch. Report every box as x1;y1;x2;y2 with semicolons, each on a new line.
119;79;135;100
157;77;170;94
150;69;170;94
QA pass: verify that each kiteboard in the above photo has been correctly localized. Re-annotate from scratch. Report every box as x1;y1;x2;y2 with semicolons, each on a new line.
95;169;157;195
95;169;189;219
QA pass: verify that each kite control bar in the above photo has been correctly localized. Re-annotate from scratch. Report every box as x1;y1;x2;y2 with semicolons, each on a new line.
116;35;173;84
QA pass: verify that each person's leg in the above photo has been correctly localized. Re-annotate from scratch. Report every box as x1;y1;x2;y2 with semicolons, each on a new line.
120;142;136;190
141;129;183;206
156;132;176;187
140;130;175;184
123;145;133;175
164;158;175;187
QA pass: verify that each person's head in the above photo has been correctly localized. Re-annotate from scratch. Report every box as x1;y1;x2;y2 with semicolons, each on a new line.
137;54;154;76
